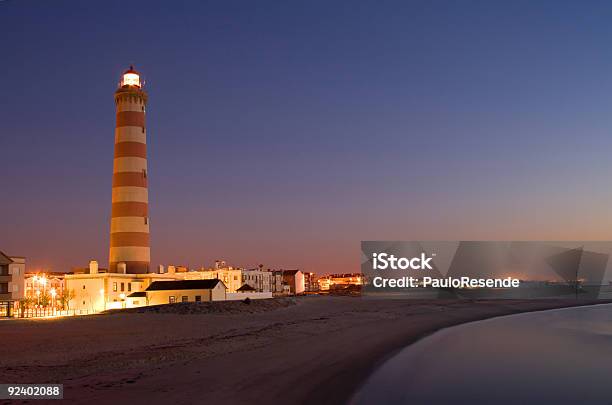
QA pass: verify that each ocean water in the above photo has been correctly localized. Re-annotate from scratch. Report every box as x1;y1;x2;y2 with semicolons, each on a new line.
352;304;612;405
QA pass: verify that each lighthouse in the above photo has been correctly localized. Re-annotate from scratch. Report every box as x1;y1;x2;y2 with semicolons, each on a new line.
109;66;150;274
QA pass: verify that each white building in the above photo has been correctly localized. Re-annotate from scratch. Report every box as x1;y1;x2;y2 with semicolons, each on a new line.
242;268;273;292
183;267;243;293
128;279;227;306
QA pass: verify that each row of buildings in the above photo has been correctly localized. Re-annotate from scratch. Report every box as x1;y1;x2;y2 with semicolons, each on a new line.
2;254;313;315
2;250;364;317
64;261;310;313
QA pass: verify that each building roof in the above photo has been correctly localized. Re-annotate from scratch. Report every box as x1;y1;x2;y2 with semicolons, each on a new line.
128;291;147;298
237;284;256;292
280;269;301;275
0;251;14;265
146;279;225;291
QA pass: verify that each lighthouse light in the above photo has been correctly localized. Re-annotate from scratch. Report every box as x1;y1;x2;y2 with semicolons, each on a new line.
122;72;140;87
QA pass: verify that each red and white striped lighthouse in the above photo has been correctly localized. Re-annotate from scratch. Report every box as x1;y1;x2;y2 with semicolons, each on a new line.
109;66;150;274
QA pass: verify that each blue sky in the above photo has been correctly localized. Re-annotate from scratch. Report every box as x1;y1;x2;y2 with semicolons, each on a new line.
2;0;612;273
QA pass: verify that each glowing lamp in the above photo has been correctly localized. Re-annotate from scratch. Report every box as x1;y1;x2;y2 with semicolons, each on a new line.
122;73;140;87
121;65;141;87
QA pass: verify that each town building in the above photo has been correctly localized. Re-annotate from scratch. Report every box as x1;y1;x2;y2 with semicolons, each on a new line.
0;252;25;317
24;272;67;302
160;264;275;299
190;267;243;293
242;268;273;292
270;270;285;294
303;272;318;292
274;269;305;295
158;264;243;293
65;261;176;313
130;279;227;306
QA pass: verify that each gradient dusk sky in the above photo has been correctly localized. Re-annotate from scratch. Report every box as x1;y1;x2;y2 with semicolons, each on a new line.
3;0;612;274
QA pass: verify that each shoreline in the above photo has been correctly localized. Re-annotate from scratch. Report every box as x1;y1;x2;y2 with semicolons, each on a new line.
1;297;610;404
348;300;612;404
303;298;612;405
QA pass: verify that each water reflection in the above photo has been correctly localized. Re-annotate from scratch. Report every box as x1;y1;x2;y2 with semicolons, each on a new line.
352;304;612;405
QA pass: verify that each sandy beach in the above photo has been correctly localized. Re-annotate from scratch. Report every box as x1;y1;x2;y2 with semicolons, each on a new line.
0;296;608;405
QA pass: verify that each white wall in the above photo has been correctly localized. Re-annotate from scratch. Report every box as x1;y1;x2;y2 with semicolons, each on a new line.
295;271;305;294
226;292;273;301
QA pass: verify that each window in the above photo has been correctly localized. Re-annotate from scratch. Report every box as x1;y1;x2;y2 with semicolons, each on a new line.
142;169;147;178
82;285;86;290
128;283;132;292
234;276;238;280
181;296;188;302
169;296;176;304
0;265;7;276
134;300;140;305
144;217;148;225
121;283;125;292
82;301;86;305
113;282;117;292
0;283;8;294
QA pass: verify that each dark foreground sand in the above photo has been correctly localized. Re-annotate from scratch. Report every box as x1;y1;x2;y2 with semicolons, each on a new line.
0;296;608;405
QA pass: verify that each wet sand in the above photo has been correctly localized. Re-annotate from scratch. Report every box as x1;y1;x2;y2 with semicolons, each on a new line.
0;296;608;404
